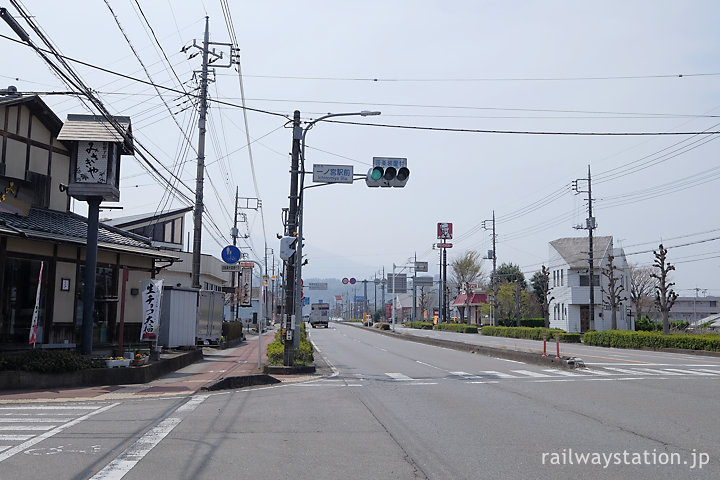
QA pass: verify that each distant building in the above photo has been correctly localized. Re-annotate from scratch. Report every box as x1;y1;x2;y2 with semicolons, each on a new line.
548;236;632;333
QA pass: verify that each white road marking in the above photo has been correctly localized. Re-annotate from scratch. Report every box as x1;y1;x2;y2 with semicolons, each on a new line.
0;403;118;463
542;369;579;376
603;367;655;375
634;368;682;376
0;425;54;431
0;406;101;411
496;358;525;364
0;435;33;441
663;368;716;376
693;369;720;375
386;373;414;381
89;395;208;480
512;370;554;378
478;370;517;379
581;369;614;375
0;418;72;423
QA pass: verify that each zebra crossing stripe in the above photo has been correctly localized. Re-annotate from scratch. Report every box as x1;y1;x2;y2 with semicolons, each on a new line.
663;368;716;376
692;369;720;375
581;369;614;375
512;370;554;378
386;373;414;381
0;425;54;431
542;369;579;376
478;370;517;379
634;368;681;376
0;435;33;441
603;367;655;375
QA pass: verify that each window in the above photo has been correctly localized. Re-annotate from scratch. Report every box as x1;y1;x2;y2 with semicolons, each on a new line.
579;275;600;286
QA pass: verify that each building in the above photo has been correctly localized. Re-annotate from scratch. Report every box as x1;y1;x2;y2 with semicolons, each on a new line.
452;288;488;325
0;94;177;351
667;295;720;325
547;236;632;333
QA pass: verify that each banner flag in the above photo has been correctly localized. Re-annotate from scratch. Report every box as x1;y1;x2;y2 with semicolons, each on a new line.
29;261;44;345
141;279;164;341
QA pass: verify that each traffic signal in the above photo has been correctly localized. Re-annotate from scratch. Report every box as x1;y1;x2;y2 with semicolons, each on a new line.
279;236;297;261
365;158;409;187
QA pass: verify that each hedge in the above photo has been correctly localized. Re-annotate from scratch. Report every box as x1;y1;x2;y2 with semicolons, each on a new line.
266;323;314;365
497;318;545;328
480;326;571;341
222;321;245;341
0;349;92;373
406;321;435;330
434;323;478;333
583;330;720;351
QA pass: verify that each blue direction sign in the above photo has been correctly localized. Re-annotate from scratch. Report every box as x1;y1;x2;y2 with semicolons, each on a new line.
221;245;241;264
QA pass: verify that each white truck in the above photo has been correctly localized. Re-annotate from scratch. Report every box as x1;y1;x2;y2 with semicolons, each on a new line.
309;302;330;328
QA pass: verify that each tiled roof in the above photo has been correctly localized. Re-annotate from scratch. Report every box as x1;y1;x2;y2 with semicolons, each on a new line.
0;207;175;259
57;114;133;154
452;293;488;306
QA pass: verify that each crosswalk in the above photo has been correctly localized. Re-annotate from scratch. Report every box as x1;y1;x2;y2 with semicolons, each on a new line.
301;365;720;388
0;404;116;461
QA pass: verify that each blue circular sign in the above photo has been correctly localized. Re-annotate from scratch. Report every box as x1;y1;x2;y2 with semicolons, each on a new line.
349;277;356;285
221;245;241;264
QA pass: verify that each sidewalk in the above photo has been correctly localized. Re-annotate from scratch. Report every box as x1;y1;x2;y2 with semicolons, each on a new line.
0;330;287;404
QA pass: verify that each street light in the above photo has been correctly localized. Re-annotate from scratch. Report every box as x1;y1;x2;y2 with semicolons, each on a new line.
294;111;381;345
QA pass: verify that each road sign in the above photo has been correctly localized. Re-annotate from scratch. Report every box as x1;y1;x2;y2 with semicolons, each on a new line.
221;264;243;272
349;277;356;285
221;245;241;264
342;278;349;284
415;261;428;272
308;282;328;290
240;262;255;268
437;243;453;248
312;164;354;183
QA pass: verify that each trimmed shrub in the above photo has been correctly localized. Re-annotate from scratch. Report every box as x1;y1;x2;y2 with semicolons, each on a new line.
266;322;314;365
222;321;244;341
0;349;92;373
497;318;545;328
583;330;720;351
407;321;434;330
635;317;662;331
481;326;567;341
435;323;478;333
559;333;581;343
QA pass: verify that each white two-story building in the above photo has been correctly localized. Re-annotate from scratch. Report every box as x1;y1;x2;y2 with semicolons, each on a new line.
548;236;632;333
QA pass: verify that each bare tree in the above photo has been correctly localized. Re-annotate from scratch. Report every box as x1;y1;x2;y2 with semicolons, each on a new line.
450;250;485;323
651;244;678;335
601;253;625;330
531;266;554;328
629;264;655;323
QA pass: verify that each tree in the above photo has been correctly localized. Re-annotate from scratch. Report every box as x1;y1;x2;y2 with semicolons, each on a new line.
492;263;526;289
601;253;625;330
531;266;554;328
450;250;485;323
496;282;531;323
651;244;678;335
629;264;655;323
417;286;436;321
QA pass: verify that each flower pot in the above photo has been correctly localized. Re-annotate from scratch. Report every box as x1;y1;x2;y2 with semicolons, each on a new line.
131;357;147;367
105;359;131;368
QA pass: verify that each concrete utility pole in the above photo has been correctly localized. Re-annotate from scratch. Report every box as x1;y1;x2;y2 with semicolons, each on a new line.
231;186;239;321
283;110;302;366
191;18;210;289
482;211;497;326
573;165;597;330
188;17;236;289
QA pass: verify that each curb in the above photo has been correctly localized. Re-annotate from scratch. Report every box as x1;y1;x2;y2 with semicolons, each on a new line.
264;365;316;375
354;325;583;369
201;374;281;391
0;349;203;391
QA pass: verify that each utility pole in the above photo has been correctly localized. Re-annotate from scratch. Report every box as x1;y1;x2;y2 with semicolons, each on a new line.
190;17;210;289
573;165;597;331
381;267;386;320
442;248;448;323
231;186;239;321
482;211;497;326
187;17;237;289
412;252;417;322
283;110;302;366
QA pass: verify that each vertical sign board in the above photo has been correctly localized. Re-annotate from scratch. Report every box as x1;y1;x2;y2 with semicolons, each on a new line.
239;266;253;307
141;279;164;341
437;222;453;239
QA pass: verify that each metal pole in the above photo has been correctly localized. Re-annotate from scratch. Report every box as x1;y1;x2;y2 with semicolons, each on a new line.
191;17;210;289
81;196;101;355
587;165;595;330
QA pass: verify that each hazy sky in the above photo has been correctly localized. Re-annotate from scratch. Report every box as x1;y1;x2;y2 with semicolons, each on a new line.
3;1;719;296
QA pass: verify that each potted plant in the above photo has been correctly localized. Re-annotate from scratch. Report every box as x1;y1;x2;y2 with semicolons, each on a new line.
105;356;131;368
131;353;147;366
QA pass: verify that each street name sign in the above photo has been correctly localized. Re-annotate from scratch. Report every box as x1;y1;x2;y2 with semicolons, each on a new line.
312;164;354;183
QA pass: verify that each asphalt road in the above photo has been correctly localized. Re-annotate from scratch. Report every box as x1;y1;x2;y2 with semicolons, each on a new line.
0;322;718;479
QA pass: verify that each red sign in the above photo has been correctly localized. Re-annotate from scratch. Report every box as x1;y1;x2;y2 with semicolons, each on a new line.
342;278;349;284
437;222;453;239
437;243;453;248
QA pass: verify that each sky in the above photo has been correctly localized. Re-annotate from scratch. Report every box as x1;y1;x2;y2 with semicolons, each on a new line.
2;1;719;297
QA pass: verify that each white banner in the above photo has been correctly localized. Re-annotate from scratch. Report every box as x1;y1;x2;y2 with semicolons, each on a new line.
239;266;252;307
29;261;44;345
140;279;164;341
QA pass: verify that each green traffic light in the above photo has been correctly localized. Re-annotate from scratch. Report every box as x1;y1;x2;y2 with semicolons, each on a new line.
371;167;383;180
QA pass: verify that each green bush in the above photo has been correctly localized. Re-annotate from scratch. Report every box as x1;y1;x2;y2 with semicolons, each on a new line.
222;321;245;341
0;349;93;373
635;317;662;331
497;318;545;328
434;323;478;333
583;330;720;351
559;333;581;343
481;326;567;341
406;321;435;330
266;322;314;365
